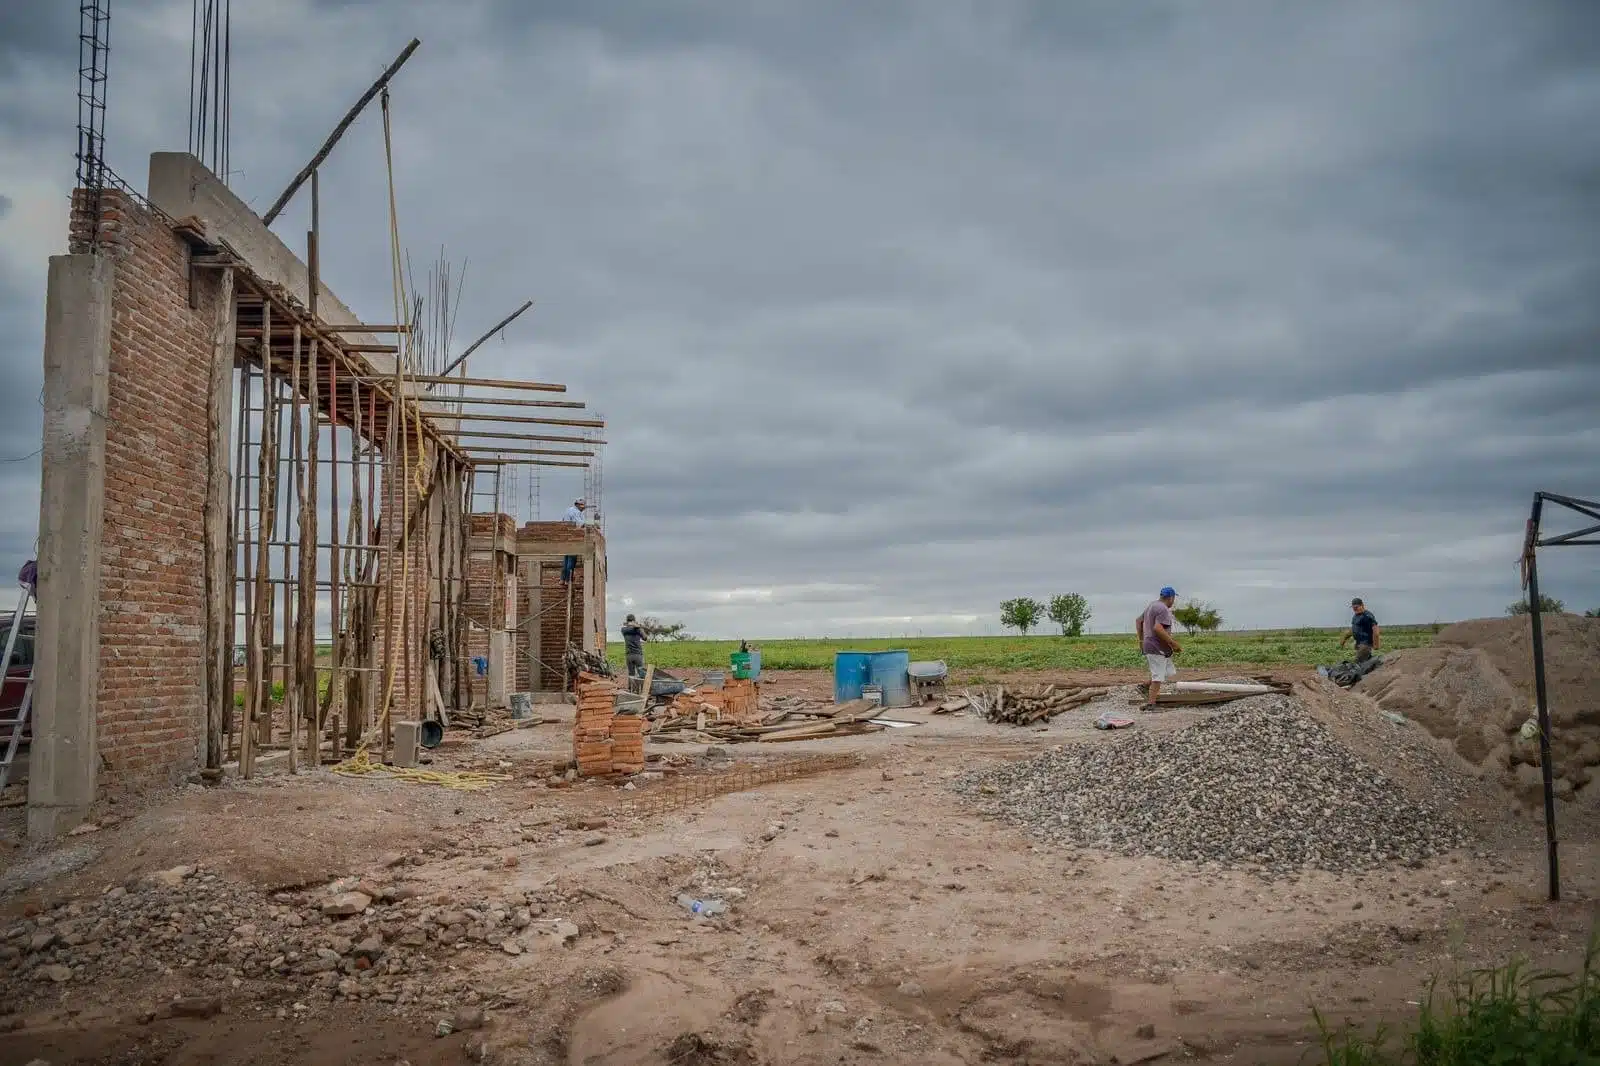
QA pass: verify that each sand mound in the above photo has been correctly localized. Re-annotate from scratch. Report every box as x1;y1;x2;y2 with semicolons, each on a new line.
1356;614;1600;804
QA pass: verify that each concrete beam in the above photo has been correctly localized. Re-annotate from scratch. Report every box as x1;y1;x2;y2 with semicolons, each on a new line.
145;153;393;374
29;254;114;839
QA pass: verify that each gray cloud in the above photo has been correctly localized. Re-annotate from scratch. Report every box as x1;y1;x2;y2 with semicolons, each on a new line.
1;0;1597;629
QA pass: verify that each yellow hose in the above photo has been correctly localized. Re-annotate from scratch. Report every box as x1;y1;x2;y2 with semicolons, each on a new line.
330;746;510;790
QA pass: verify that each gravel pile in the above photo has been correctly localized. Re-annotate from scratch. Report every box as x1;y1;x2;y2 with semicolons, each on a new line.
956;695;1472;876
0;862;587;1017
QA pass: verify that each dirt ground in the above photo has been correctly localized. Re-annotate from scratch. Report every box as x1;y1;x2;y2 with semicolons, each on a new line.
2;665;1597;1066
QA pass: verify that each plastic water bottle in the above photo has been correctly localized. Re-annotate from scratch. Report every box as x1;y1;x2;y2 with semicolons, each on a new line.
676;894;726;917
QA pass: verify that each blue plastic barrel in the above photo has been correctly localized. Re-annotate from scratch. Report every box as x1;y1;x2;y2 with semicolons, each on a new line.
834;652;871;703
866;650;912;708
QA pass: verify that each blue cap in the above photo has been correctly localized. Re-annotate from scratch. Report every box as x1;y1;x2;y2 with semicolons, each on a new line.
1160;586;1176;598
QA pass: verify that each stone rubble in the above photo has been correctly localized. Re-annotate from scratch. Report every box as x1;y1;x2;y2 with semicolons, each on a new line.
0;862;591;1017
955;695;1473;877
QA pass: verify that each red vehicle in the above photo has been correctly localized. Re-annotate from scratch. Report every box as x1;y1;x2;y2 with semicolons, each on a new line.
0;613;33;748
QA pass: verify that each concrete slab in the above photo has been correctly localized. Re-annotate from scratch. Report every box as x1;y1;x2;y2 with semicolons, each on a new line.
145;153;393;374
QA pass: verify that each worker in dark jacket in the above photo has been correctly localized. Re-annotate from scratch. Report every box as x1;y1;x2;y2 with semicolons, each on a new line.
620;614;646;679
1340;598;1381;662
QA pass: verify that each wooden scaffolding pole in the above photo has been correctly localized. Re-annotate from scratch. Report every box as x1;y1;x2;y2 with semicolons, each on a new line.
244;305;278;778
204;267;235;772
298;337;321;767
285;327;303;773
326;354;344;760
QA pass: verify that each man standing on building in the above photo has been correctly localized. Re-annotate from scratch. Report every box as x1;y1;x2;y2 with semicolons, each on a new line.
621;613;646;679
1340;597;1380;662
1134;586;1182;709
564;499;587;528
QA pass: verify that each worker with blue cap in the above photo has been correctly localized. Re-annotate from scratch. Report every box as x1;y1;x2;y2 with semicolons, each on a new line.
1135;586;1182;709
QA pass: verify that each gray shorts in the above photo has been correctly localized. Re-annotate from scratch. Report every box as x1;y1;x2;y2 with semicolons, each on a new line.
1355;643;1373;663
626;653;645;677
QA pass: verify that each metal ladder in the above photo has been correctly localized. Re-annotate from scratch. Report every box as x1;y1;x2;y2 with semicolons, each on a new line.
0;569;37;794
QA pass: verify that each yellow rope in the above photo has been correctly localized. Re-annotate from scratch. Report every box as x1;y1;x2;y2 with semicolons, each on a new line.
376;86;431;735
330;746;511;790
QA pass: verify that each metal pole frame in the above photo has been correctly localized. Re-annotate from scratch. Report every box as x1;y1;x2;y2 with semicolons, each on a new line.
1519;490;1600;902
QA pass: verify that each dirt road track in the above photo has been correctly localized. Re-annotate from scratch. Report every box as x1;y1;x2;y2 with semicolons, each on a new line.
2;669;1596;1065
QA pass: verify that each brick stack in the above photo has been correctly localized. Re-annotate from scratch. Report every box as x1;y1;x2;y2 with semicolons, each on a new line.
610;714;645;774
573;673;617;776
722;679;761;724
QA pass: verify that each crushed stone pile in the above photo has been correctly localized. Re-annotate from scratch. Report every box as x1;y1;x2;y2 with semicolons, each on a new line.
1357;614;1600;805
955;694;1471;877
0;861;588;1018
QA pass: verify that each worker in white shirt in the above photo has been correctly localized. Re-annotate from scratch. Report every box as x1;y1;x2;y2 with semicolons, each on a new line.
564;499;588;527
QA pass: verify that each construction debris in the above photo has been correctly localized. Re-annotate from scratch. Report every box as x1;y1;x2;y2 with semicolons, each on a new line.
647;694;885;745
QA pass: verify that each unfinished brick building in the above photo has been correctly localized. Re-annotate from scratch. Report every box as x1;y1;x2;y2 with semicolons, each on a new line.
27;153;606;838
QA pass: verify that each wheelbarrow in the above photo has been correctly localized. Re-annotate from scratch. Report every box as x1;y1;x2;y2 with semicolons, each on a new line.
907;661;948;704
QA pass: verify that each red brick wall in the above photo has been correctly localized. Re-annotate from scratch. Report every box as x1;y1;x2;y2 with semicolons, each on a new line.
83;192;217;783
537;558;585;689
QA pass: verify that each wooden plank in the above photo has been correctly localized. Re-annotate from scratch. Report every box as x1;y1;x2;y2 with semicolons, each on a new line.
419;395;585;409
262;38;422;224
363;373;567;393
452;431;607;445
460;447;593;457
421;412;601;427
469;459;588;469
202;266;235;771
341;343;399;354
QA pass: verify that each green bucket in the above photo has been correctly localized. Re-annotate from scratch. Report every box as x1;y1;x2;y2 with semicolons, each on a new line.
730;650;758;680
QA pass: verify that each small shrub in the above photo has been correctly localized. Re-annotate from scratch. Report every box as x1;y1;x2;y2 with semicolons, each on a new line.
1307;931;1600;1065
1508;596;1565;616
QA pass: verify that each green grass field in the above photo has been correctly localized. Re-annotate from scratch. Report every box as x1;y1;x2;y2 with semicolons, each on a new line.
608;625;1440;674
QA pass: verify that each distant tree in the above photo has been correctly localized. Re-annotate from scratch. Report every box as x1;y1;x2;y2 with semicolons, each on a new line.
637;615;693;641
1507;596;1564;617
1000;597;1044;635
1047;593;1092;637
1585;608;1600;619
1171;599;1222;636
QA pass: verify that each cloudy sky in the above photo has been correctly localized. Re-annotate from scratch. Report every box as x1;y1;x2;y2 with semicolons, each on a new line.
2;0;1597;637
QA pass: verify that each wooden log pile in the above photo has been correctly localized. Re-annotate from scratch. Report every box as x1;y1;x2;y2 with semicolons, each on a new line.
981;685;1113;725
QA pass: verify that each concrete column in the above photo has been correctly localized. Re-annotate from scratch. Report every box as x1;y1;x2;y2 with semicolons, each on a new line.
487;630;509;708
29;254;115;839
526;571;542;692
581;540;597;653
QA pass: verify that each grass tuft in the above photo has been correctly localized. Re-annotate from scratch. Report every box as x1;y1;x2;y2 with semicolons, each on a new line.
1309;932;1600;1065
